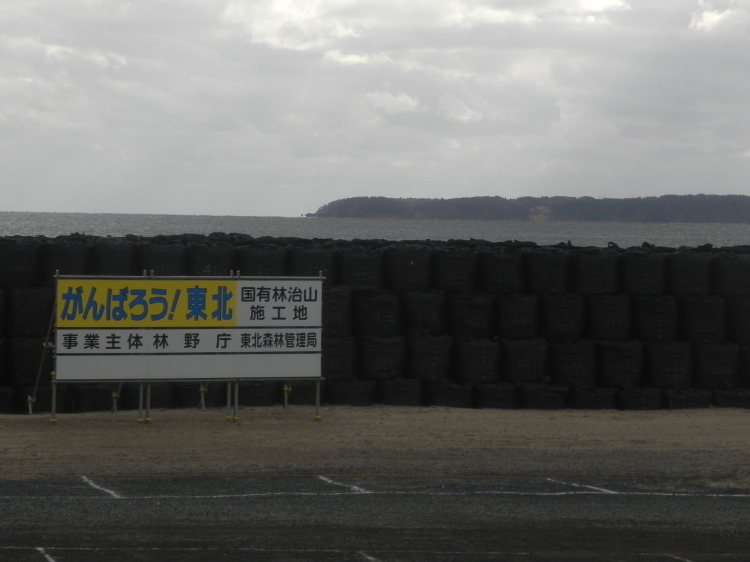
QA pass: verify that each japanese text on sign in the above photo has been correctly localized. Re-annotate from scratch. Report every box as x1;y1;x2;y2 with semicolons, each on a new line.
57;279;321;328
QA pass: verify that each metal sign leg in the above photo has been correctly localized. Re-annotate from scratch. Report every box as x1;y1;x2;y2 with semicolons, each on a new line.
50;380;58;423
33;309;56;416
226;381;231;419
111;383;122;414
199;383;207;410
225;382;239;421
138;383;144;422
314;380;322;421
145;383;152;422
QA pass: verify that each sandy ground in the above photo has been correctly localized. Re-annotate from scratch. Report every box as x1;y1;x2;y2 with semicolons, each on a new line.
1;405;749;484
4;407;750;560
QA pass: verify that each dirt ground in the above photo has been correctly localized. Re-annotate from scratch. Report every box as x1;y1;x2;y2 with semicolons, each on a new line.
1;405;749;484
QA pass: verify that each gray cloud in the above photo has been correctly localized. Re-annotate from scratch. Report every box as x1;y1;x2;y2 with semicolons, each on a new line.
0;0;747;216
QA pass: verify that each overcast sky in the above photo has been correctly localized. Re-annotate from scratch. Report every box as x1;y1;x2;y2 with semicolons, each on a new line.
1;0;748;217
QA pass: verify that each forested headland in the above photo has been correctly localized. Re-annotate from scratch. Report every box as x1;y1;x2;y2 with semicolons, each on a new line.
309;195;750;223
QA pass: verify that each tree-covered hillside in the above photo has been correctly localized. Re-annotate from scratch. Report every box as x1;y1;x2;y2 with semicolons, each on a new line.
309;195;750;223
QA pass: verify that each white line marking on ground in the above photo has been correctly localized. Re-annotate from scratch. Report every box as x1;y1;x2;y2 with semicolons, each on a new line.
80;476;122;499
146;490;750;499
358;551;382;561
2;489;750;500
0;486;749;501
35;547;58;562
547;478;618;494
318;475;370;494
0;547;739;557
0;546;532;555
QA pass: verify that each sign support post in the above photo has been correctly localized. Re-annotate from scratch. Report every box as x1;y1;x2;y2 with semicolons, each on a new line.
146;383;152;422
225;382;232;418
314;380;321;420
111;383;123;413
31;304;58;418
51;380;57;421
199;384;207;410
138;384;143;422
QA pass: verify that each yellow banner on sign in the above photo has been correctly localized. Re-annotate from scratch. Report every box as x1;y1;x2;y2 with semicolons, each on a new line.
57;279;237;328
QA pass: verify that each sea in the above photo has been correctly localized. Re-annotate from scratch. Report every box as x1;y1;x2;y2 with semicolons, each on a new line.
1;211;750;248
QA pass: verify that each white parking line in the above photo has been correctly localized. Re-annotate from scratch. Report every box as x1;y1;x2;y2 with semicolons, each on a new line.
547;478;619;494
94;490;668;499
35;547;58;562
0;476;749;501
0;546;738;558
1;489;750;501
80;476;122;499
318;475;371;494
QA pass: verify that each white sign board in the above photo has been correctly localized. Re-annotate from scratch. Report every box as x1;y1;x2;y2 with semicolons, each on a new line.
54;277;323;381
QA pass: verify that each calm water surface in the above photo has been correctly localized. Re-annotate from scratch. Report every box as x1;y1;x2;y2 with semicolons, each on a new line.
1;212;749;248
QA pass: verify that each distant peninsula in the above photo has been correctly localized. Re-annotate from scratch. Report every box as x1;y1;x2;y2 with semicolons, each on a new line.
308;195;750;223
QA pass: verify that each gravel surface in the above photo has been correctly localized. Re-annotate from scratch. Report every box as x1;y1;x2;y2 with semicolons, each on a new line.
3;406;750;560
2;405;749;483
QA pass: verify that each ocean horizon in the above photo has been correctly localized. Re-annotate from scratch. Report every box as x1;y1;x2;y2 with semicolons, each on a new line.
1;210;749;248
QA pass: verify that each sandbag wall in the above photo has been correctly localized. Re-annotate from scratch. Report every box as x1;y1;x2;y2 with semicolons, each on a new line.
1;233;750;413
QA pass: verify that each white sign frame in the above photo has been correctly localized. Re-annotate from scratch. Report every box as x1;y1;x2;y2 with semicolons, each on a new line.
54;275;324;382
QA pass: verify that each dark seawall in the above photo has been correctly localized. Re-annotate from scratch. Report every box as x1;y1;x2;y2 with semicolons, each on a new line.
1;232;749;412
